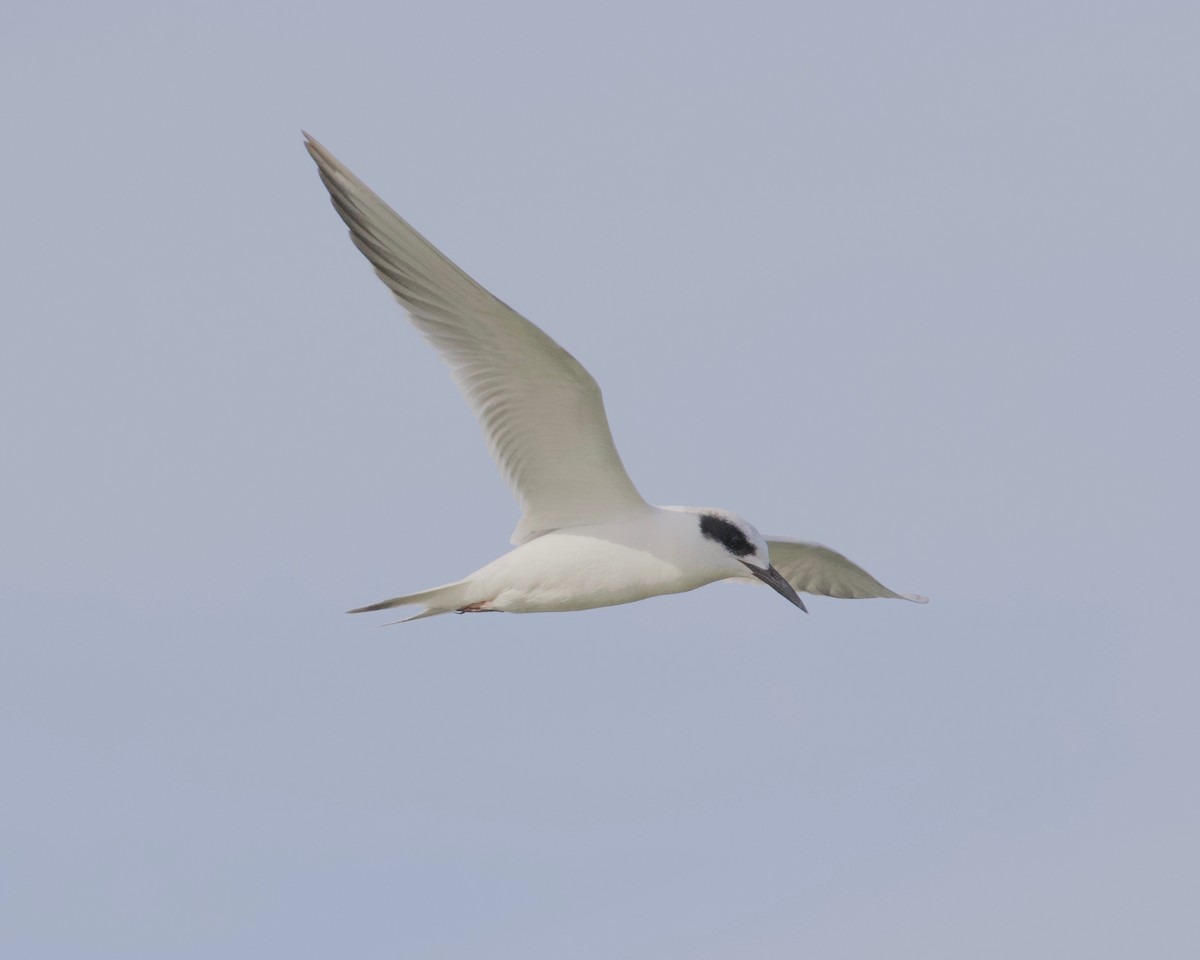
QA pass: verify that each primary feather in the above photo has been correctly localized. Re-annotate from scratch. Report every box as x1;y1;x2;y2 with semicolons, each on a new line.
766;538;929;602
304;133;648;544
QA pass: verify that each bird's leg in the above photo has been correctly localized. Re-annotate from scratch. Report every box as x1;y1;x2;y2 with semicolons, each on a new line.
456;600;499;614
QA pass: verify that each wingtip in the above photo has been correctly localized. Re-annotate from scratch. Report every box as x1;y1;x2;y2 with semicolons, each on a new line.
902;593;930;604
302;131;333;166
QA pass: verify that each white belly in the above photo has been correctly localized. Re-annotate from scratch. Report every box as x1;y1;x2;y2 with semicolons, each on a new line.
465;518;720;613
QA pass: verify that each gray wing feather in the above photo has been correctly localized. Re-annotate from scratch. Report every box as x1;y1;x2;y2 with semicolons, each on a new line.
304;134;648;543
766;538;928;602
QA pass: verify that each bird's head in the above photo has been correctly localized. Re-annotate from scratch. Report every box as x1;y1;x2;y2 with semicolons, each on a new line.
692;509;808;612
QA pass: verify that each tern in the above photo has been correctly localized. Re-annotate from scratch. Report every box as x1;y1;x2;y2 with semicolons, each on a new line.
305;134;927;622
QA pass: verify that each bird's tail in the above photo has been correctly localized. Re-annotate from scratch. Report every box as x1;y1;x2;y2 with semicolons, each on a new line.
347;579;473;624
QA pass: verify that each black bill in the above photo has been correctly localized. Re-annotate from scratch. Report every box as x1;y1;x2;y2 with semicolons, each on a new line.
742;561;808;612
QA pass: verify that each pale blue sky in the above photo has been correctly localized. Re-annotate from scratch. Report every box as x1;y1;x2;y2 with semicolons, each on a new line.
3;1;1198;957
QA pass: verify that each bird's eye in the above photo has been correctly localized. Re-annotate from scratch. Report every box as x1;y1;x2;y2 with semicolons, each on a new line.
699;514;757;557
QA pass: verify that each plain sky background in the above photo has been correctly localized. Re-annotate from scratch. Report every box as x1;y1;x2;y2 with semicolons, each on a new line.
3;1;1198;956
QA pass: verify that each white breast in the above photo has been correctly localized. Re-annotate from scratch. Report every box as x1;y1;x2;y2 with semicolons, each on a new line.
464;509;725;613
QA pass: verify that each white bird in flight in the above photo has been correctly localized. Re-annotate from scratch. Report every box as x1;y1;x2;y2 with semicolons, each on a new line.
305;134;927;622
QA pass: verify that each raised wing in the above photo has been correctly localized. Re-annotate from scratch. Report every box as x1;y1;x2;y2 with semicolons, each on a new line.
766;538;928;602
305;134;649;543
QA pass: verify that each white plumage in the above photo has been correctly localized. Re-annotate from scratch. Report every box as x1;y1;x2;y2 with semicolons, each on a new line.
305;134;927;622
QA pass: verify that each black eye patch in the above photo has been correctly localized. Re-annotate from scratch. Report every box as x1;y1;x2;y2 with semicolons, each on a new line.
699;514;757;557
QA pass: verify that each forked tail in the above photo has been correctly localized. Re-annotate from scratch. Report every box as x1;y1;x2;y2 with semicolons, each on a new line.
346;579;473;623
